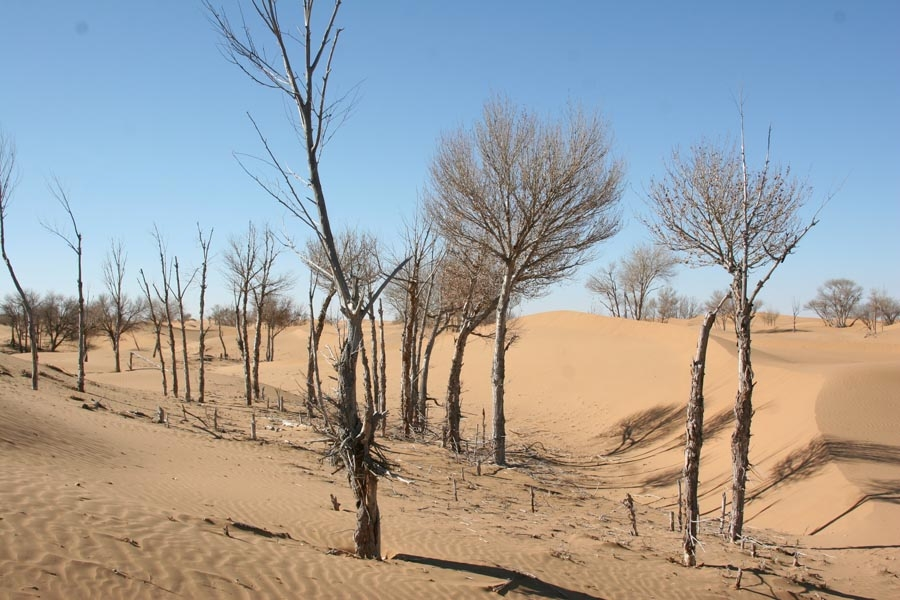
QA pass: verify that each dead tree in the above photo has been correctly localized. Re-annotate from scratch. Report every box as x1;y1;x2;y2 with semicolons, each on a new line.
139;270;167;396
224;222;262;406
646;103;821;541
305;268;333;417
427;98;624;465
172;257;196;401
98;239;144;373
197;225;213;402
250;226;288;401
208;0;408;558
36;292;79;351
210;304;233;359
152;226;179;399
387;212;439;435
0;132;38;390
302;229;377;417
377;299;388;434
682;293;729;567
44;180;86;392
262;293;301;362
587;244;677;320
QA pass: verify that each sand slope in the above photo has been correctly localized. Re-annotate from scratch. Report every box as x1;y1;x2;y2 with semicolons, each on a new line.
1;311;898;599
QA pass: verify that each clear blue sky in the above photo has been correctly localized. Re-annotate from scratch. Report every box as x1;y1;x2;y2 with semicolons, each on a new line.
1;1;897;317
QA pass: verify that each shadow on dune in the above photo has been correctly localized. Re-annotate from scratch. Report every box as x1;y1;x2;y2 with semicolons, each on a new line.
751;437;900;535
753;437;900;500
700;407;734;440
640;465;682;489
604;404;683;456
392;554;606;599
703;564;877;600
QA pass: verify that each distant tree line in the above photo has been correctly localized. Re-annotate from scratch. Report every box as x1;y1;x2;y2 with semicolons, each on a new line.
586;244;701;322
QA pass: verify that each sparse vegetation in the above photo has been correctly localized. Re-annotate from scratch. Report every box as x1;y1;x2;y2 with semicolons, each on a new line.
807;278;862;328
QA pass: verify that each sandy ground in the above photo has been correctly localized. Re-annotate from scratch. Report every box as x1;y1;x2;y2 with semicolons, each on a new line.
1;311;898;599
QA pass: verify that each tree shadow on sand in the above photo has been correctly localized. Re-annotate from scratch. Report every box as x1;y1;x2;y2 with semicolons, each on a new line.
755;436;900;499
604;404;683;456
392;554;606;599
703;564;877;600
750;436;900;536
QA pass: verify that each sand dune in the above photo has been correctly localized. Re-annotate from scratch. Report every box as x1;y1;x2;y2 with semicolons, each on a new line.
1;312;898;598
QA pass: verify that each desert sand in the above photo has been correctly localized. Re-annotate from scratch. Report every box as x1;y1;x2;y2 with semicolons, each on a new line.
1;311;898;599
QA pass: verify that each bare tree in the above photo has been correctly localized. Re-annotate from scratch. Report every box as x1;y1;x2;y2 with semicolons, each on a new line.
151;226;180;398
791;297;801;332
173;256;197;401
98;240;144;372
197;225;213;402
208;0;408;558
651;286;702;323
210;304;234;358
427;97;623;465
587;245;677;320
586;262;624;317
262;293;302;362
646;106;820;541
806;278;862;328
139;270;167;396
224;222;262;406
705;289;736;331
43;181;86;392
1;290;41;354
250;226;288;401
0;135;39;389
649;286;675;323
387;212;440;435
36;292;79;351
869;289;900;327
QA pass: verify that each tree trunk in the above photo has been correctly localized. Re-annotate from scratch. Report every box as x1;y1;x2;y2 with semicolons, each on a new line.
26;311;38;390
240;294;252;406
683;309;718;566
338;317;362;428
217;322;227;358
76;252;85;393
400;300;415;436
492;274;514;465
729;306;754;541
112;334;121;373
339;314;380;559
417;313;445;428
166;308;178;399
156;324;167;396
198;263;208;403
252;306;263;401
179;319;191;402
306;310;317;418
352;460;380;559
334;313;382;557
444;325;473;453
176;266;191;402
378;300;388;435
306;288;333;417
367;306;380;421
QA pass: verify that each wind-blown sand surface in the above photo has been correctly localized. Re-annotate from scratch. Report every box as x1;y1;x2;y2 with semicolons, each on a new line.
1;311;898;598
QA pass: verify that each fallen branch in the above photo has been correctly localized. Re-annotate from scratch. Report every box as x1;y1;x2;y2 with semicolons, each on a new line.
228;520;292;539
182;406;223;439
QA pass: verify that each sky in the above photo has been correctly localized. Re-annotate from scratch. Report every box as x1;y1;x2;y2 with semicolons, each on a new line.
1;1;898;319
